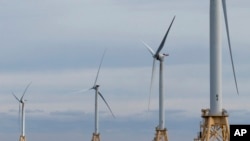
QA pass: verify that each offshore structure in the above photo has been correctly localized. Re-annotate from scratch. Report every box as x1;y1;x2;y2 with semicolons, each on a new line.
142;16;175;141
194;0;238;141
83;50;115;141
12;82;32;141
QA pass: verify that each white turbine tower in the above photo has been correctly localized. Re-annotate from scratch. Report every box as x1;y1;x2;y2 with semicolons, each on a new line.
12;82;32;141
84;50;115;141
210;0;238;115
142;16;175;141
195;0;238;141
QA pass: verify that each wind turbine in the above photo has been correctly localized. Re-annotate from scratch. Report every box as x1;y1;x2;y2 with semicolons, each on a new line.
210;0;238;115
12;82;32;141
142;16;175;141
84;50;115;141
197;0;238;140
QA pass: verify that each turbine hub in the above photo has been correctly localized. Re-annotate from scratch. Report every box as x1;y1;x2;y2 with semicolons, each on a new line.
93;85;100;89
156;54;167;61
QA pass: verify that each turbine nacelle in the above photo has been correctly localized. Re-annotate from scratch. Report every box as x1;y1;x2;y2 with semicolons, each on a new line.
22;99;28;103
92;85;100;90
154;53;169;61
163;53;169;56
20;100;25;104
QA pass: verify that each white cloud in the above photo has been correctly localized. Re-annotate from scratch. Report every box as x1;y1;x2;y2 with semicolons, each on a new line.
1;0;250;141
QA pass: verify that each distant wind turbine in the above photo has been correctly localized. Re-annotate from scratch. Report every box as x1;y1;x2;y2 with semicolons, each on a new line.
142;16;175;141
12;82;32;141
83;49;115;141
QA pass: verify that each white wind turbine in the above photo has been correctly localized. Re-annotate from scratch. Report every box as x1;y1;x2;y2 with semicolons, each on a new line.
209;0;238;116
195;0;239;140
84;50;115;141
142;16;175;140
12;82;32;141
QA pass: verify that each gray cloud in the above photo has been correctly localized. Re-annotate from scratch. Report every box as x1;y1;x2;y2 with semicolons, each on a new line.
1;0;250;141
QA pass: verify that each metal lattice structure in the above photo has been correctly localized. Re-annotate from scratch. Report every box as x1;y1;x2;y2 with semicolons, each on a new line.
153;128;168;141
91;133;100;141
19;136;26;141
199;109;230;141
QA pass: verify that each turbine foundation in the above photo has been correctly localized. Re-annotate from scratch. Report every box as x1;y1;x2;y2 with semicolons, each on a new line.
19;135;26;141
198;109;230;141
91;133;100;141
153;128;168;141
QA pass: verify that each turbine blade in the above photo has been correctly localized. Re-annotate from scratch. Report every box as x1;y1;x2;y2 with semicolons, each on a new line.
12;92;20;102
21;82;32;101
222;0;239;95
148;58;156;111
155;16;176;56
72;88;92;94
141;40;155;56
98;91;115;118
94;49;107;86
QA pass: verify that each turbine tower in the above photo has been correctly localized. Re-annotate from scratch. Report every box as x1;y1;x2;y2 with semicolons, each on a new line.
142;16;175;141
12;82;32;141
196;0;238;140
84;50;115;141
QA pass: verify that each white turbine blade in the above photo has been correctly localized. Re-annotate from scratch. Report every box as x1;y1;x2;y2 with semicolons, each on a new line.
98;91;115;118
21;82;32;101
222;0;239;95
155;16;176;56
94;49;107;86
72;88;92;94
141;40;155;56
148;58;156;111
12;92;20;102
12;92;21;133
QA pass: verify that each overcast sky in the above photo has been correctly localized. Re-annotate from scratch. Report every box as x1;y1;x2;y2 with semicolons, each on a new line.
1;0;250;141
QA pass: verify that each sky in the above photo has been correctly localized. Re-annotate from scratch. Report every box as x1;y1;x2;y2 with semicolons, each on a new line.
0;0;250;141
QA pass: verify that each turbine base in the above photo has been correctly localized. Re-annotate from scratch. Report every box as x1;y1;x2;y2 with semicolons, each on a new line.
153;128;168;141
195;109;230;141
19;135;26;141
91;133;100;141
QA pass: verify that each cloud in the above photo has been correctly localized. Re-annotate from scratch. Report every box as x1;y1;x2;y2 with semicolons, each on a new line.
1;63;249;116
2;107;250;141
1;0;250;141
